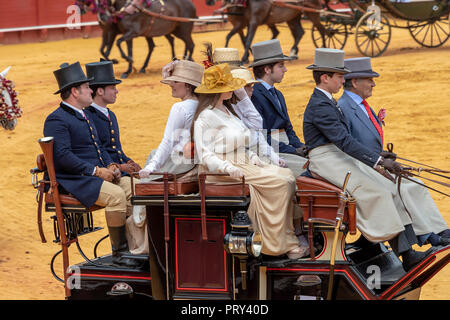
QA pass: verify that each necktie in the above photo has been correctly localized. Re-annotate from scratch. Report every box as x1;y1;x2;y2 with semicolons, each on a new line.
362;99;383;143
269;87;283;113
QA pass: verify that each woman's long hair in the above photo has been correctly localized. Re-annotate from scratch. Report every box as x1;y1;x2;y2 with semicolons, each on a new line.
190;92;239;140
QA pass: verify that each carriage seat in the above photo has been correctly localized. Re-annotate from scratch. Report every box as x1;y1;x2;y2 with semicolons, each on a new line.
34;154;103;212
134;177;199;196
296;175;357;235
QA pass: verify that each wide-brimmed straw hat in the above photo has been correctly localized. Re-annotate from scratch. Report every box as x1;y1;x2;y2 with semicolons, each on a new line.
306;48;350;73
160;60;204;87
344;57;379;80
231;68;260;85
213;48;243;70
248;39;292;68
194;63;246;94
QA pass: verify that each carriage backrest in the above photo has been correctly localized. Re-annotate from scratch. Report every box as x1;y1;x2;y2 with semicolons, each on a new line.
36;154;47;172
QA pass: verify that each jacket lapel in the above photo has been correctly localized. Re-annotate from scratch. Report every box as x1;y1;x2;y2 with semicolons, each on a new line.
60;102;86;122
343;92;382;145
87;105;110;122
255;83;286;119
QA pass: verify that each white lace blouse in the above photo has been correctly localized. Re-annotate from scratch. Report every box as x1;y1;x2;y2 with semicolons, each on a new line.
144;96;264;172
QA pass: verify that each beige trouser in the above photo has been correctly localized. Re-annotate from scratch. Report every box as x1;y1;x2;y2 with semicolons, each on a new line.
95;176;132;227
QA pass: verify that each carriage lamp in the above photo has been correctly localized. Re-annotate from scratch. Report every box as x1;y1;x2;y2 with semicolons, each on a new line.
224;211;262;257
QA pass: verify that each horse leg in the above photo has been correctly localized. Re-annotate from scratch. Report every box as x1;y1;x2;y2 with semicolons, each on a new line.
139;37;155;74
286;17;305;60
117;38;133;79
165;34;176;60
241;21;259;64
225;23;244;48
171;25;195;61
269;24;279;39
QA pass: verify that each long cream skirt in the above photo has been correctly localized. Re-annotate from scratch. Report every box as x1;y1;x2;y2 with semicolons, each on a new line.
203;151;300;256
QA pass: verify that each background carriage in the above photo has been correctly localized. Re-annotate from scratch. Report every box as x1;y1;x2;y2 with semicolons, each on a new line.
312;0;450;57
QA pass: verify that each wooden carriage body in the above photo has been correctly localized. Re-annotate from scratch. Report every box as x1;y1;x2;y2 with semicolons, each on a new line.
31;142;450;300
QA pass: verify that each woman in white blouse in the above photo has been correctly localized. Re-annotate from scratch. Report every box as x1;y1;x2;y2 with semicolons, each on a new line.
192;63;308;259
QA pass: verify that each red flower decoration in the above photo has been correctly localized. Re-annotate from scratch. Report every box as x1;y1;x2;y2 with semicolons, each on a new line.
377;108;386;126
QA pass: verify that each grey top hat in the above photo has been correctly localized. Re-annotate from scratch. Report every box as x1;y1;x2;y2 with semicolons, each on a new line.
249;39;292;68
85;60;122;86
306;48;350;73
53;62;93;94
344;57;379;80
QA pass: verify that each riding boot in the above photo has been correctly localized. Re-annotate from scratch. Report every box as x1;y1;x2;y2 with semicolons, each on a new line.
108;225;142;268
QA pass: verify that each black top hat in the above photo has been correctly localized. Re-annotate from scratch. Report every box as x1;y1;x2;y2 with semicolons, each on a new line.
85;60;122;87
53;62;93;94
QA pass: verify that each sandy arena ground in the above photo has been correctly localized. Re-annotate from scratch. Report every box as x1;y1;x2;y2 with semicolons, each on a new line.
0;20;449;300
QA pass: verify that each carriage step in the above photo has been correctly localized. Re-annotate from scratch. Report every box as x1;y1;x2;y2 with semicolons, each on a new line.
352;250;406;289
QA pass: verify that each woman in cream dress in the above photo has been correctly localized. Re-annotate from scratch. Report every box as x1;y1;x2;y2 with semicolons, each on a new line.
192;63;308;258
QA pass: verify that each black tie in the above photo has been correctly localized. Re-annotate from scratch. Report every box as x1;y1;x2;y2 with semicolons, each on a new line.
269;87;282;113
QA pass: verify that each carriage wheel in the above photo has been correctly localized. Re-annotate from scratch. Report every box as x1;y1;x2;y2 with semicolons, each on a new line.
407;15;450;48
311;20;348;50
355;12;392;57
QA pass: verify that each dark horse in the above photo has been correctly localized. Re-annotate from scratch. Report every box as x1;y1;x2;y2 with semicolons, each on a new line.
77;0;196;78
207;0;327;64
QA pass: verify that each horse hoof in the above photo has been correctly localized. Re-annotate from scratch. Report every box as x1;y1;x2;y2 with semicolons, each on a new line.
289;54;298;60
139;69;146;74
112;59;119;64
120;73;129;79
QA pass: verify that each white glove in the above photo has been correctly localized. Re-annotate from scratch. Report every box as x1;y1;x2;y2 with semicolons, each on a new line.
250;154;265;167
139;165;154;179
278;157;287;167
233;87;248;100
225;165;244;179
161;60;178;79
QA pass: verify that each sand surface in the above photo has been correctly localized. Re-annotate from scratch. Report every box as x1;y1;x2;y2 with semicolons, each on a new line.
0;20;449;300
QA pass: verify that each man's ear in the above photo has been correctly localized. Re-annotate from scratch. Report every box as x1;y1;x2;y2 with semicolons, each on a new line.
71;86;81;98
320;73;329;85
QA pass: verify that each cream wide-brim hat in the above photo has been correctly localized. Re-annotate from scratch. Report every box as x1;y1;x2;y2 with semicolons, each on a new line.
160;60;204;87
195;63;246;94
213;48;243;70
231;68;260;85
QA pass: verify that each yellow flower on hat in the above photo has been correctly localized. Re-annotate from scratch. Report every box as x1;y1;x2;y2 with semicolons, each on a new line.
195;63;246;94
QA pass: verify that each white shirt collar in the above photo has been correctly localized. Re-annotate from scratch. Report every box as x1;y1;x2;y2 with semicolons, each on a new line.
256;79;275;91
91;102;109;118
62;101;85;116
315;87;334;101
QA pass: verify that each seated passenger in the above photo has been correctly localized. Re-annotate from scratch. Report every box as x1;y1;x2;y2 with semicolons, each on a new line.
192;63;309;259
139;60;205;181
212;46;287;168
339;57;449;246
303;48;435;271
85;60;142;176
249;39;308;177
44;62;139;268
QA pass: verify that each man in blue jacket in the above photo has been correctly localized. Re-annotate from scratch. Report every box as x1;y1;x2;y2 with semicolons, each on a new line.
43;62;139;268
85;60;141;176
303;48;434;271
338;57;449;247
249;39;307;177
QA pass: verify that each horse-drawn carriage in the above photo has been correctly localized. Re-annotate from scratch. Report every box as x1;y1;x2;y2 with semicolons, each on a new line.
211;0;449;61
31;136;450;300
312;0;450;57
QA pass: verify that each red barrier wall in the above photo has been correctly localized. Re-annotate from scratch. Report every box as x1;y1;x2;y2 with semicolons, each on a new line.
0;0;222;44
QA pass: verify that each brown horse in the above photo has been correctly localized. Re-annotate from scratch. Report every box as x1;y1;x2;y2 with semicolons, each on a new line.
114;0;196;78
207;0;327;64
76;0;195;78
